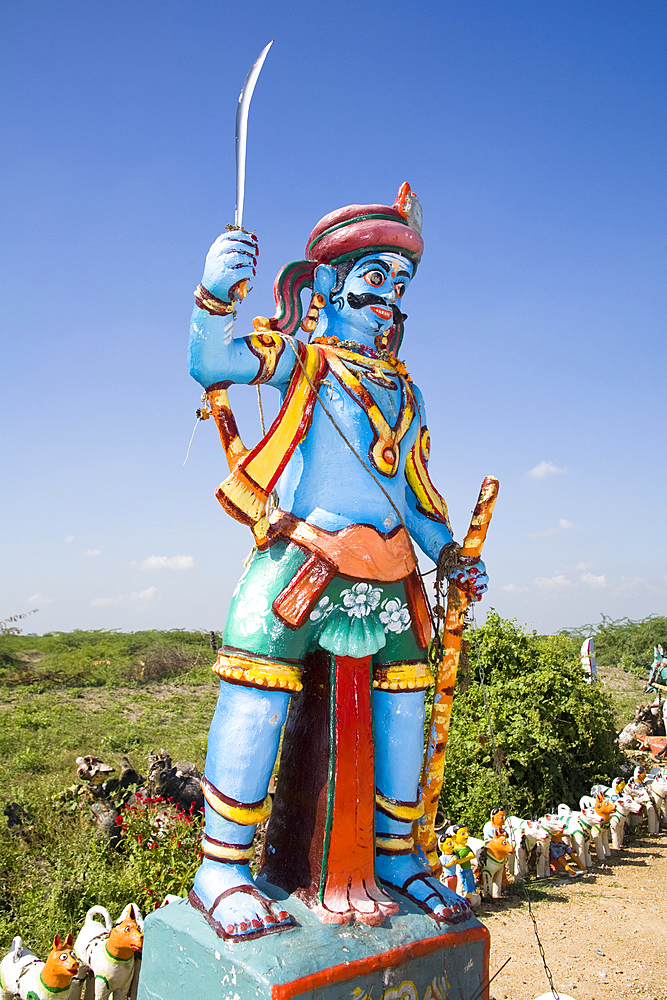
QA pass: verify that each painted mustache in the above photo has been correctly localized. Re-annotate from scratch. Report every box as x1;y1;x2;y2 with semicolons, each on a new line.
346;292;407;325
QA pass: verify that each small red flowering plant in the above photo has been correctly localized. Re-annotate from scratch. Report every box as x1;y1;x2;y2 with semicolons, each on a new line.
117;792;203;910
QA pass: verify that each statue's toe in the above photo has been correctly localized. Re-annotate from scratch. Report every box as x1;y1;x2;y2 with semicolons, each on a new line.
188;887;295;941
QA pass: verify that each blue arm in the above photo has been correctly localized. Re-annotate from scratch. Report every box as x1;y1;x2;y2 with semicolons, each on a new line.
188;307;294;389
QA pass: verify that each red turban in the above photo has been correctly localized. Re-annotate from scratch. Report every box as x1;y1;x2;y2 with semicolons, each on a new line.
305;183;423;264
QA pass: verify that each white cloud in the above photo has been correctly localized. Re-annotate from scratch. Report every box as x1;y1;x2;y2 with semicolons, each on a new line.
531;518;581;537
613;576;660;595
502;583;528;593
85;548;101;557
27;592;55;605
64;536;74;543
528;461;566;479
90;586;157;608
575;562;591;571
580;573;607;589
534;574;574;590
133;555;194;571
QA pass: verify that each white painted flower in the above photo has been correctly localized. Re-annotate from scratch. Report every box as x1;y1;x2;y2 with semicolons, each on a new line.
379;597;411;634
309;595;334;622
340;582;383;619
234;583;270;635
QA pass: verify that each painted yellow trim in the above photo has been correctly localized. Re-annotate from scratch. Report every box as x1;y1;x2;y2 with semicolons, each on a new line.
244;346;322;486
405;427;452;531
373;660;433;691
375;790;424;821
213;651;303;692
202;837;254;862
375;835;415;851
202;782;272;826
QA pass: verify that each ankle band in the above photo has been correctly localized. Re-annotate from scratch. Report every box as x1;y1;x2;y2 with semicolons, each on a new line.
375;832;414;855
375;789;424;822
372;659;433;692
202;776;273;825
202;835;254;864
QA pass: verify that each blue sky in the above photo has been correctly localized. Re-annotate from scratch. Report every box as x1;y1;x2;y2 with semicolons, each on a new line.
1;0;665;637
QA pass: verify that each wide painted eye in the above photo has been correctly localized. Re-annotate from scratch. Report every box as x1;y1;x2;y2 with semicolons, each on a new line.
394;282;406;298
363;270;385;287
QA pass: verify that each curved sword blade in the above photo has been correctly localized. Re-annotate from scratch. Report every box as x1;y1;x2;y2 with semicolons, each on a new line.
235;40;273;229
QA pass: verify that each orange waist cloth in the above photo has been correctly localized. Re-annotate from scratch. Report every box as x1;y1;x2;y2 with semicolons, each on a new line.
268;509;416;582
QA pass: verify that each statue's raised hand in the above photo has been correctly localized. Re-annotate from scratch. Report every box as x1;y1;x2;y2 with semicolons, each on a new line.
201;229;259;305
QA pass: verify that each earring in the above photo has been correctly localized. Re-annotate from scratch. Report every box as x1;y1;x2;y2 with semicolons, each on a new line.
301;293;326;334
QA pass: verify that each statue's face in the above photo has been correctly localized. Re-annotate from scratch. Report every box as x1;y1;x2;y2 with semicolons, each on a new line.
494;809;505;826
454;827;469;847
334;252;414;339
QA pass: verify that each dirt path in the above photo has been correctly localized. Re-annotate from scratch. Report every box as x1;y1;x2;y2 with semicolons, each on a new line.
481;832;667;1000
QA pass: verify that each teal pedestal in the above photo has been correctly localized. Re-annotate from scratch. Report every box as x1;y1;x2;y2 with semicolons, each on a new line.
136;882;489;1000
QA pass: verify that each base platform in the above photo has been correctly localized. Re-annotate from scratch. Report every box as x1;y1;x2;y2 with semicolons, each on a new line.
136;880;489;1000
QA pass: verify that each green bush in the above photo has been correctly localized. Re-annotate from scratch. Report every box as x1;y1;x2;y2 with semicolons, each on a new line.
439;613;623;835
560;614;667;676
0;629;219;690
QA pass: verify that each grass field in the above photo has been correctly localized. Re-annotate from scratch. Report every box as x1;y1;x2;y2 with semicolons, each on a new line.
0;624;658;956
0;630;220;798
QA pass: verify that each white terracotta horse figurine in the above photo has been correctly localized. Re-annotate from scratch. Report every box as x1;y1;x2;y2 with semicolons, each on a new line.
1;935;79;1000
506;817;550;878
70;904;143;1000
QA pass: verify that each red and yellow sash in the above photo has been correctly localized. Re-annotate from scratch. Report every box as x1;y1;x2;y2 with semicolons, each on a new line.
208;335;452;547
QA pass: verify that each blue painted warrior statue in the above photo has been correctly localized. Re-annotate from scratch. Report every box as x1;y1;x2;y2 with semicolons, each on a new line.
187;183;488;941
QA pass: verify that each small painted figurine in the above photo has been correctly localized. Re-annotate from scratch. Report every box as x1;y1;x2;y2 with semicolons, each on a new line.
580;637;597;684
548;827;586;877
558;803;600;868
188;184;488;939
70;905;143;1000
0;935;79;1000
482;807;506;842
438;834;460;894
448;825;477;899
478;832;514;899
507;816;550;879
590;786;643;850
626;765;659;834
648;770;667;827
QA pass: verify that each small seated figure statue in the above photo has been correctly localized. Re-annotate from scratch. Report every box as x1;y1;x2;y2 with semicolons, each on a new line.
548;827;586;877
482;807;506;842
607;777;626;800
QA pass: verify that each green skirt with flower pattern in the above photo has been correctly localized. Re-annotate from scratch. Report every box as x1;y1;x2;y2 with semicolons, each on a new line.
222;540;425;666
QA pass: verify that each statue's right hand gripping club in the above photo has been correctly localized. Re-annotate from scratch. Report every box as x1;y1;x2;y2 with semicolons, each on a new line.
201;229;259;306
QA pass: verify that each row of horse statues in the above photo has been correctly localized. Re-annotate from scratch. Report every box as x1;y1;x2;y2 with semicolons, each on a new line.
438;765;667;901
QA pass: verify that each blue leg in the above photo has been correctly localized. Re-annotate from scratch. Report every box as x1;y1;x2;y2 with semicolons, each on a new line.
191;680;294;939
373;689;472;925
